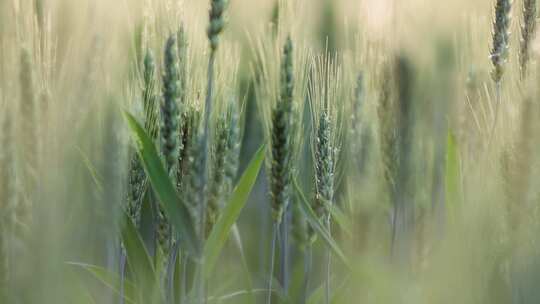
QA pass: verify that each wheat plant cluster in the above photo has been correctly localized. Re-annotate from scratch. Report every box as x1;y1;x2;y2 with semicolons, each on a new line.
2;0;540;303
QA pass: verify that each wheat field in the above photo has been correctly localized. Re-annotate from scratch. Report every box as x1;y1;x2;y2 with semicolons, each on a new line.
0;0;539;303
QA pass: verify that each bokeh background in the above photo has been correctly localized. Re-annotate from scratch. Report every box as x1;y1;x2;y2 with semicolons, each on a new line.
2;0;540;303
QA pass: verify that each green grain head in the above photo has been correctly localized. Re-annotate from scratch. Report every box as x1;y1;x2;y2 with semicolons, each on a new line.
520;0;536;78
269;37;294;224
207;0;228;52
207;98;241;233
161;35;182;177
142;48;159;141
490;0;512;83
182;119;205;238
307;55;342;241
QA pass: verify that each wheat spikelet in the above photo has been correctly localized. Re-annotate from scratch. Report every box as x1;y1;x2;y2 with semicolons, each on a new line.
306;55;342;239
158;35;182;259
269;37;294;224
491;0;512;83
206;98;241;234
520;0;536;78
143;49;159;141
377;54;416;262
207;113;228;231
175;26;189;188
176;25;188;106
223;100;241;198
161;35;182;176
377;62;399;198
178;105;200;186
182;119;204;238
207;0;228;52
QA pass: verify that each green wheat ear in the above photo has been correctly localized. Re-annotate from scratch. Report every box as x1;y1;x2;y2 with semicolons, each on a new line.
270;36;294;224
223;100;241;196
161;35;182;177
207;98;241;233
175;26;189;188
178;105;199;186
270;0;280;36
313;110;334;219
126;154;145;226
177;25;188;104
207;0;228;52
490;0;512;83
520;0;536;79
127;48;158;227
158;35;183;259
377;62;399;198
207;112;228;231
182;116;205;238
143;49;159;141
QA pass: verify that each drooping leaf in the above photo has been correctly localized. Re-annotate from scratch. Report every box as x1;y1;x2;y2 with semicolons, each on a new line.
124;112;201;257
204;144;266;277
445;130;462;224
325;203;352;237
76;146;104;194
67;262;137;304
121;213;159;303
231;224;255;298
292;178;350;267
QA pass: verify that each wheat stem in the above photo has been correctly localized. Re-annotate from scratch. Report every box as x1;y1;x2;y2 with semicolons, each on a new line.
267;223;278;304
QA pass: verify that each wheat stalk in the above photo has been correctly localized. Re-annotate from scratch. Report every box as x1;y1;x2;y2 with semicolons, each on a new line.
18;48;37;226
0;110;17;303
200;0;229;240
377;55;415;264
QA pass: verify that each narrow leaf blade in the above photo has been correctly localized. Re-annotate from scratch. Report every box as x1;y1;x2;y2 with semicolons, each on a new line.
204;144;266;276
67;262;137;304
121;214;156;293
124;112;201;257
292;178;350;267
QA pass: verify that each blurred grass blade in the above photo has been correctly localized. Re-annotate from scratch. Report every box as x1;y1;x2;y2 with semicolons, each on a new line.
76;146;104;194
70;270;99;304
325;203;352;237
307;274;349;304
67;262;137;304
292;178;350;267
204;144;265;277
124;111;201;257
231;224;256;295
445;130;462;224
121;214;158;302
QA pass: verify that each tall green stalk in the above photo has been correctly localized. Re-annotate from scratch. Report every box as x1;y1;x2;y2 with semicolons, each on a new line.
0;111;16;303
197;0;228;301
19;48;37;225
